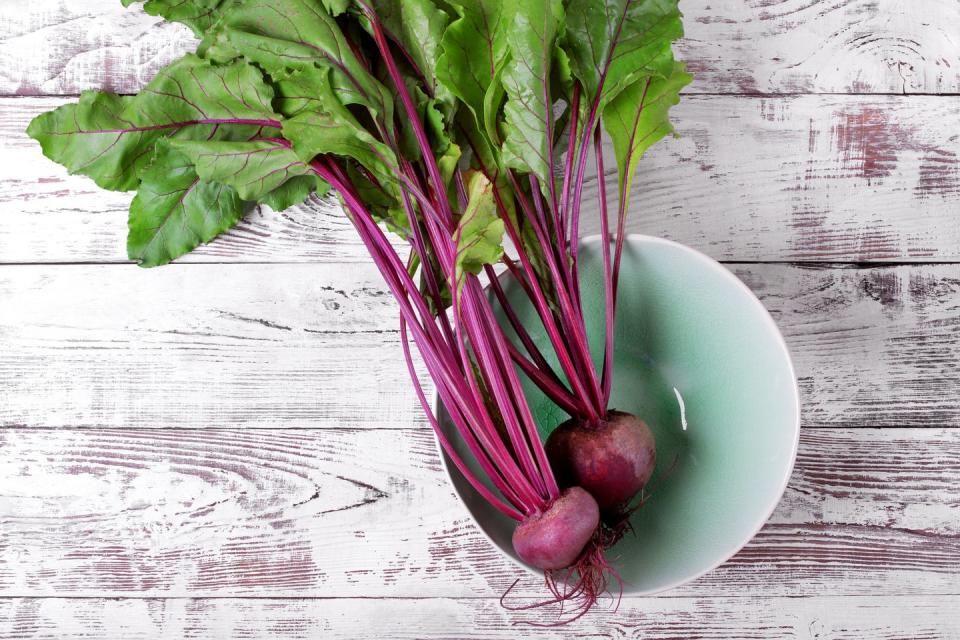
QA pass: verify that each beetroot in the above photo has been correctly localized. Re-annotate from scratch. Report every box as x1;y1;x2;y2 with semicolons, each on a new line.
512;487;600;570
545;411;656;513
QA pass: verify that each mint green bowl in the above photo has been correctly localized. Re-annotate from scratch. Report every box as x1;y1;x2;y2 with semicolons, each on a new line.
437;235;800;593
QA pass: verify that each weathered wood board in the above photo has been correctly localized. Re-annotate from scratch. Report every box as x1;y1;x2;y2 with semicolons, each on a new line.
0;428;957;598
3;96;959;264
681;0;960;95
2;595;958;639
1;0;958;635
1;0;958;96
2;262;959;429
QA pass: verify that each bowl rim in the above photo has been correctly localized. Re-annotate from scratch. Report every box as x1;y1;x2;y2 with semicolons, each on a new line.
432;233;801;594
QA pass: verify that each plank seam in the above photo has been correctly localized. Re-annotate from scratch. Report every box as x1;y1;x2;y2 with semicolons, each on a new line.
0;593;957;601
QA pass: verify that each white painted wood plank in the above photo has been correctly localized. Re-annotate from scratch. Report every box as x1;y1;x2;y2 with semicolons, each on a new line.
680;0;960;95
1;595;957;639
2;262;960;430
1;1;957;96
731;263;960;428
1;1;954;623
0;263;415;430
594;95;960;262
0;0;196;96
0;428;956;599
3;96;958;265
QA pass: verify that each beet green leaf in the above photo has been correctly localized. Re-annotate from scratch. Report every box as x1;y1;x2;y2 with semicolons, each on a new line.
27;55;281;192
259;176;329;212
367;0;455;114
121;0;238;36
603;61;691;205
127;142;245;267
563;0;683;112
171;138;320;202
210;0;393;123
455;173;505;287
436;0;512;171
500;0;565;191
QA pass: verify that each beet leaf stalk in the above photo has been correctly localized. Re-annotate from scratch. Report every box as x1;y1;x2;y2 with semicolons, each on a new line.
435;0;691;523
25;0;664;623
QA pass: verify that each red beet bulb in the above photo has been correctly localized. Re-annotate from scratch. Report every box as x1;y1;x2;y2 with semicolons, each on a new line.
545;411;656;514
512;487;601;570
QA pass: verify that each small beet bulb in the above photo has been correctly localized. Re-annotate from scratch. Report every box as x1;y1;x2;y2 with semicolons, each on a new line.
512;487;600;570
546;411;656;514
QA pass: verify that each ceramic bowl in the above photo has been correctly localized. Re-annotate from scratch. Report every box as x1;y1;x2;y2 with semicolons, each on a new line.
436;235;800;594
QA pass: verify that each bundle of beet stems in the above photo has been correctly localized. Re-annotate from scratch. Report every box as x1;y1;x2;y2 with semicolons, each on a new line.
28;0;688;623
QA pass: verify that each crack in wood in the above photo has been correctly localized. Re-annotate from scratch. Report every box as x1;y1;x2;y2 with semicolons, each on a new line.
216;311;292;332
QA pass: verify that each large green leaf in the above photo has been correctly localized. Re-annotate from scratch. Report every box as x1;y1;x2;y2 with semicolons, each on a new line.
27;92;156;192
455;172;504;287
127;142;245;267
171;138;319;202
564;0;683;111
260;176;329;211
272;65;405;172
278;67;405;231
283;110;381;166
500;0;564;190
26;55;281;192
276;66;409;234
603;61;690;205
368;0;454;112
281;69;397;180
212;0;393;122
436;0;512;170
136;55;279;130
437;0;510;119
122;0;238;36
272;68;332;119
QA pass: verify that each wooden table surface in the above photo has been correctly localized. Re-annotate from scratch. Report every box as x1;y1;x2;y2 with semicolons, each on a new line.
1;1;959;638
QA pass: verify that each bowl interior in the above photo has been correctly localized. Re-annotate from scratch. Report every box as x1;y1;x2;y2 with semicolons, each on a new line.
438;235;799;594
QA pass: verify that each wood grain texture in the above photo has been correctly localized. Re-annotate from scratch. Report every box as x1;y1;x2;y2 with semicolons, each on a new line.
1;0;958;96
681;0;960;95
0;1;196;96
1;595;958;639
0;428;957;598
2;262;960;429
3;96;958;265
2;1;958;633
0;263;415;430
732;263;960;428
